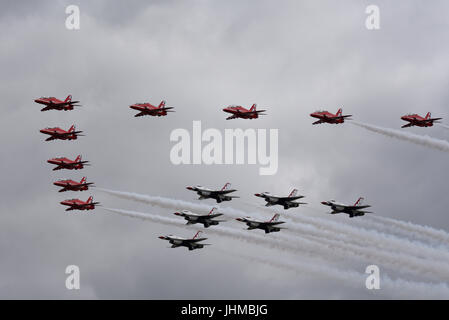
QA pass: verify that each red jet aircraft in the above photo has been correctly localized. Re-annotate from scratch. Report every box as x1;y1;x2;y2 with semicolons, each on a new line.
400;112;442;128
34;95;81;112
222;104;267;120
53;177;94;192
47;155;89;171
129;100;174;117
60;196;99;211
40;125;83;141
310;108;352;125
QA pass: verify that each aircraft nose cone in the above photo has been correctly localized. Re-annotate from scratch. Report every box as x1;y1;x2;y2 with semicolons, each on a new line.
321;201;328;205
186;186;193;190
158;236;165;239
174;212;181;216
254;193;261;197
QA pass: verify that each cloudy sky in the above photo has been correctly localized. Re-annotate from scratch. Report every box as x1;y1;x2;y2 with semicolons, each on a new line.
1;0;449;299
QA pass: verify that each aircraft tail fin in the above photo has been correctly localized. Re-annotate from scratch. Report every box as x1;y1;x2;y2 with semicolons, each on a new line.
336;108;343;117
80;177;86;184
250;104;257;112
288;188;298;197
270;213;280;222
193;231;203;239
65;95;72;103
354;197;365;207
75;155;82;162
159;100;166;108
208;207;217;215
87;196;93;203
425;112;431;120
221;182;231;191
69;125;75;132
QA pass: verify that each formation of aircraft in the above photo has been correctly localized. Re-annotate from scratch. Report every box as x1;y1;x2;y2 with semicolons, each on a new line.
186;183;239;203
321;197;372;218
60;196;100;211
400;112;442;128
39;94;446;251
40;125;83;141
158;231;210;251
129;100;175;117
310;108;352;125
36;94;99;213
47;155;89;171
222;104;267;120
174;207;225;228
236;213;285;234
34;95;81;112
254;188;306;209
53;177;94;192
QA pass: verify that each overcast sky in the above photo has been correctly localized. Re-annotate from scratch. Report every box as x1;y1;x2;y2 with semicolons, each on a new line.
1;0;449;299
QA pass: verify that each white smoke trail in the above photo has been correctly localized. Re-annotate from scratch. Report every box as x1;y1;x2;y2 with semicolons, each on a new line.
103;207;449;298
234;197;449;249
282;211;449;264
102;206;449;282
218;249;449;299
292;204;449;248
364;215;449;247
351;121;449;153
98;188;449;266
101;207;347;264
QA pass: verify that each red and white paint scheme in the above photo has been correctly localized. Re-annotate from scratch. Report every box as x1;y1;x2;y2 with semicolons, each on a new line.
235;213;285;234
47;155;89;171
186;182;239;203
158;231;210;251
34;95;81;112
40;125;83;141
222;103;266;120
254;188;306;210
129;100;174;117
400;112;442;128
60;196;99;211
310;108;352;125
173;207;224;228
321;197;372;218
53;177;94;192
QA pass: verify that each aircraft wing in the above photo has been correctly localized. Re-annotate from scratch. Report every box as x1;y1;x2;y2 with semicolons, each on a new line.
207;213;224;218
263;221;285;226
80;182;94;187
41;106;56;111
278;195;305;201
246;110;267;115
57;130;83;136
212;189;237;195
184;238;208;243
346;205;371;210
158;107;175;112
401;123;414;128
